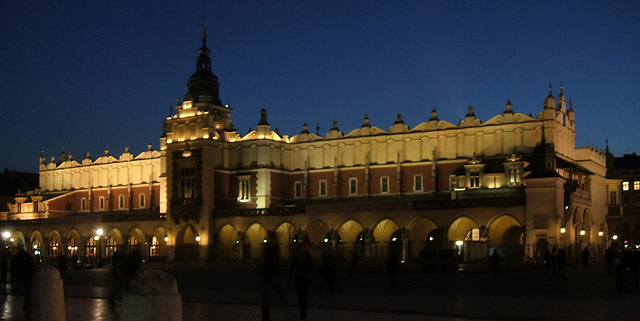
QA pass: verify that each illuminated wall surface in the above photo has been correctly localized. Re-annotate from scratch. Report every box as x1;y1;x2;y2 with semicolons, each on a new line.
2;28;615;264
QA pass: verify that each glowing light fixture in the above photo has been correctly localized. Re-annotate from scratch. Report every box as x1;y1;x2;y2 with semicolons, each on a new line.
612;234;618;240
2;231;9;239
560;227;566;234
455;240;464;246
195;234;201;242
164;234;169;242
580;229;586;236
598;230;604;237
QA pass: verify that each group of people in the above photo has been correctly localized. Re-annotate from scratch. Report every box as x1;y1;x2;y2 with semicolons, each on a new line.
261;240;399;321
0;244;35;309
544;248;568;276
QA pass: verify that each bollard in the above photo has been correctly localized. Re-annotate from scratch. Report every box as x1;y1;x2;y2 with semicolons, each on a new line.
26;265;66;321
120;269;182;321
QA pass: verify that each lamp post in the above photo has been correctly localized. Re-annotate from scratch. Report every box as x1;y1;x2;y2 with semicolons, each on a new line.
96;228;104;267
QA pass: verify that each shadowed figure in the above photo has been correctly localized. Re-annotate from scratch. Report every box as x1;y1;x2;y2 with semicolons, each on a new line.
261;233;284;321
290;243;313;320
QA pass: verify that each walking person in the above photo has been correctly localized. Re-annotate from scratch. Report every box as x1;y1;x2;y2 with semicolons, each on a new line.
605;247;616;276
490;249;501;282
580;247;590;269
261;233;283;321
108;249;125;307
550;248;557;276
290;243;313;321
556;249;566;277
386;250;399;290
0;257;7;290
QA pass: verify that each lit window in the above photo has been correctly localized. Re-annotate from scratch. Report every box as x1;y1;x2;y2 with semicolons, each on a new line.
128;235;139;253
509;168;521;186
414;175;423;192
238;176;250;202
86;237;97;258
99;197;105;210
469;171;480;188
48;239;59;259
349;178;358;195
66;238;77;258
294;181;302;198
381;177;389;193
150;236;159;257
635;181;640;191
106;236;117;258
319;180;327;197
465;228;481;241
139;194;145;208
623;181;630;191
180;168;196;198
119;195;125;209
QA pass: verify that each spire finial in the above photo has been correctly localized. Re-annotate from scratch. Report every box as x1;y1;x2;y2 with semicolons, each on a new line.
201;16;207;46
548;83;553;94
606;139;610;153
560;81;564;93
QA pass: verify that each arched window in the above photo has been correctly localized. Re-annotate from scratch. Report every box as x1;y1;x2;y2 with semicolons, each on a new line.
66;238;77;258
150;236;159;257
86;237;97;258
128;235;139;253
48;239;59;259
106;236;117;258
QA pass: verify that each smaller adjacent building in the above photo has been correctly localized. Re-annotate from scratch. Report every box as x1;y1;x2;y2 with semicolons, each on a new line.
609;152;640;249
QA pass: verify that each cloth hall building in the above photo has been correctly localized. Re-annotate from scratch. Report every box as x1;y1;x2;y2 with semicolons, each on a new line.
2;28;613;266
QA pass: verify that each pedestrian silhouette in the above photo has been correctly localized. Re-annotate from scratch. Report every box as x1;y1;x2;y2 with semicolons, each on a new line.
580;247;590;269
386;251;399;290
0;257;7;290
550;248;557;275
490;249;501;282
108;248;125;307
556;249;566;277
290;243;313;320
261;233;283;321
605;247;616;276
317;243;335;293
347;251;361;278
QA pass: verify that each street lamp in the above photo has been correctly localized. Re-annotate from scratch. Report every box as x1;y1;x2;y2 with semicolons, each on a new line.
560;226;566;234
95;228;104;267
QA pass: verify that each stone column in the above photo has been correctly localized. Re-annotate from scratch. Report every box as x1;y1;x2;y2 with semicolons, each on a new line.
27;266;65;321
120;269;182;321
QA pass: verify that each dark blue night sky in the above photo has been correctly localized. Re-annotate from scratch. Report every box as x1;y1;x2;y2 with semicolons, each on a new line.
1;1;639;172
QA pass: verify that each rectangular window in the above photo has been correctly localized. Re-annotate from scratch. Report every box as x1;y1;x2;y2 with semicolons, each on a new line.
139;194;145;208
99;197;105;210
180;168;196;198
635;181;640;191
414;175;423;192
294;181;303;198
623;181;630;191
469;172;480;188
509;168;521;186
319;180;327;197
349;178;358;195
381;177;389;193
81;198;87;211
238;176;250;202
610;191;618;205
119;195;125;209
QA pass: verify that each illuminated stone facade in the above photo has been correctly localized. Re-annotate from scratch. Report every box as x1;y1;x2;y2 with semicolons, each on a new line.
2;27;612;265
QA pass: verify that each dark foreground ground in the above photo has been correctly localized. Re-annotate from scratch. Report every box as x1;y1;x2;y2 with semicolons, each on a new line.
0;260;638;320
